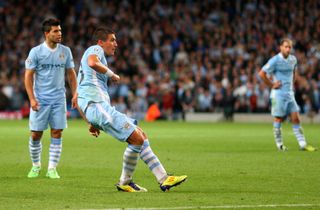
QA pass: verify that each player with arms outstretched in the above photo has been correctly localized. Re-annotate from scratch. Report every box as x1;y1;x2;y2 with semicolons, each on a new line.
25;18;78;178
259;38;316;151
77;27;187;192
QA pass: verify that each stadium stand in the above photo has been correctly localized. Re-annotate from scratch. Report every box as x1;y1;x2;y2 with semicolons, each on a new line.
1;0;319;121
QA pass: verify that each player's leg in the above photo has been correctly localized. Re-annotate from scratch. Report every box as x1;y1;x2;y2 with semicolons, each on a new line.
46;129;63;178
86;102;187;192
27;131;43;178
273;117;286;151
27;105;50;178
271;96;286;151
47;102;67;178
290;111;316;151
135;127;168;183
84;102;147;192
117;130;147;192
132;127;187;192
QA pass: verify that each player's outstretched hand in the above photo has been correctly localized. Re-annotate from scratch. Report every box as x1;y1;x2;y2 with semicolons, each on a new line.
88;124;100;137
272;80;282;89
30;99;40;111
111;73;120;82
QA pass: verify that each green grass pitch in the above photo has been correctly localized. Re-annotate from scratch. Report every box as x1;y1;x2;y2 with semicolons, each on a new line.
0;119;319;209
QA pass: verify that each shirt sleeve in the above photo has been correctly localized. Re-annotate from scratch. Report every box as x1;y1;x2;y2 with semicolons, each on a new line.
25;48;37;70
65;47;75;69
88;46;104;61
262;57;276;74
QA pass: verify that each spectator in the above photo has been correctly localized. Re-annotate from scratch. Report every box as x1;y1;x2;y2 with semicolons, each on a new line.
0;86;10;111
197;87;213;112
222;85;235;121
114;96;128;114
161;88;174;120
255;83;270;113
10;85;25;111
1;0;319;120
181;89;195;120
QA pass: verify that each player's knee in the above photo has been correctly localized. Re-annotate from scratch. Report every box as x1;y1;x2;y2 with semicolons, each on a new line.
274;117;282;123
31;131;43;140
291;116;300;124
135;136;145;146
51;129;63;138
290;112;300;124
127;129;145;145
137;127;147;139
292;118;300;124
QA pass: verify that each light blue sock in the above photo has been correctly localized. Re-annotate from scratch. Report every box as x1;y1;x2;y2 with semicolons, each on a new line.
29;137;42;167
48;138;62;169
273;122;283;148
140;140;167;183
119;144;141;185
292;124;307;148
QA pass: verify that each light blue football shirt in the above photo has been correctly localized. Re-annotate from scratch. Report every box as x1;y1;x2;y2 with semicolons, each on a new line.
25;42;74;103
77;45;111;111
262;53;297;97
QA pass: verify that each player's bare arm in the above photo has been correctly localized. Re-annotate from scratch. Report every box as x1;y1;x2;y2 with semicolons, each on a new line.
66;68;78;108
87;54;120;82
24;69;39;111
293;69;300;83
258;70;281;89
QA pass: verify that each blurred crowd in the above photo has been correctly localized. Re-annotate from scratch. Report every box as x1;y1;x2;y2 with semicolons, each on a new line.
1;0;320;120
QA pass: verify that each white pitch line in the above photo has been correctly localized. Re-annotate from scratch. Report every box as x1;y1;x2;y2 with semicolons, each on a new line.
81;203;320;210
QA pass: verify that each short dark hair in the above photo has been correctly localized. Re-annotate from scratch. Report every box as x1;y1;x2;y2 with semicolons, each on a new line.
42;18;60;33
280;38;293;46
92;27;115;43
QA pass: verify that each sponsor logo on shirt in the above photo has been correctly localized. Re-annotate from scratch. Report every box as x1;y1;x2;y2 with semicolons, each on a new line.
41;64;66;69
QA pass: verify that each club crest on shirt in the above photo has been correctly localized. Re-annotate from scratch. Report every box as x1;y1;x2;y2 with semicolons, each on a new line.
123;122;131;129
94;48;100;53
59;53;65;60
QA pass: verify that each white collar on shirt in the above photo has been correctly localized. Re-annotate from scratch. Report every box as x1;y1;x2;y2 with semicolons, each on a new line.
279;52;290;60
43;42;58;52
